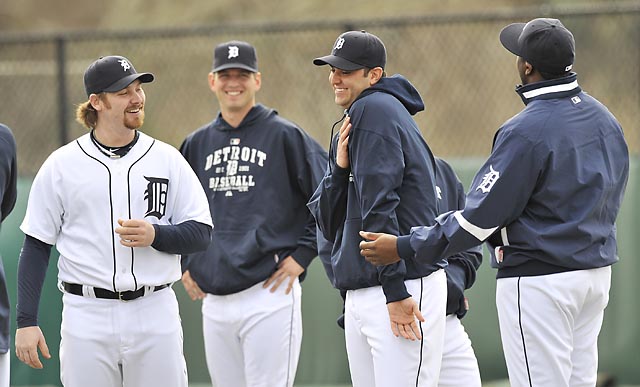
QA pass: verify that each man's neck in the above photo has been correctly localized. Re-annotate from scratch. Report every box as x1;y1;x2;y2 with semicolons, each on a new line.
220;104;254;128
523;71;545;85
93;125;136;147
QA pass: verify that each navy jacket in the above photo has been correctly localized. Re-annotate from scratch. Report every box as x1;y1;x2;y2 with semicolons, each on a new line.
398;73;629;278
0;123;18;353
180;104;328;295
308;75;445;304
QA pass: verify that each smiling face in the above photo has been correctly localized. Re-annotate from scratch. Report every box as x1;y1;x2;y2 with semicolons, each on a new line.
328;67;378;109
97;80;146;129
88;79;146;145
209;68;261;116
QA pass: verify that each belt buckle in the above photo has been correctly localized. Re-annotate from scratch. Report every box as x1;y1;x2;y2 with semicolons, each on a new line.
118;291;128;302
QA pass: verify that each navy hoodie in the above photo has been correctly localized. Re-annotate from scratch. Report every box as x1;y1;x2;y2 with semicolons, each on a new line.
316;157;482;319
398;73;629;278
308;75;446;304
0;123;17;353
180;104;328;295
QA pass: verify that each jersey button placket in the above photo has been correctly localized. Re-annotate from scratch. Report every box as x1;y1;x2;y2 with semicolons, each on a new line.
112;159;134;290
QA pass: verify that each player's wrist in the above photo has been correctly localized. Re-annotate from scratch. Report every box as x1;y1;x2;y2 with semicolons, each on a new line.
396;235;413;260
381;278;411;304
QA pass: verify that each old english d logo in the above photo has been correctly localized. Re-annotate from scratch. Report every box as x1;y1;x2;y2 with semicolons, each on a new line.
144;176;168;219
476;165;500;194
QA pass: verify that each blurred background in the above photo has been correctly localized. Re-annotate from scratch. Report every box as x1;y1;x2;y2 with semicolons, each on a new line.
0;0;639;386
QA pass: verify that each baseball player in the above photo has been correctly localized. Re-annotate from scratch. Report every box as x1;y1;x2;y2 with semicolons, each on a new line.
359;19;629;387
0;123;18;387
179;41;327;387
308;31;447;387
323;115;482;386
14;55;213;387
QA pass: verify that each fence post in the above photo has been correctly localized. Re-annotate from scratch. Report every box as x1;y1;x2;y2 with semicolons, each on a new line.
55;36;68;146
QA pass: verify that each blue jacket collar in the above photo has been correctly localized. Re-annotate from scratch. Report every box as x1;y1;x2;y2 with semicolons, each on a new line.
515;72;580;105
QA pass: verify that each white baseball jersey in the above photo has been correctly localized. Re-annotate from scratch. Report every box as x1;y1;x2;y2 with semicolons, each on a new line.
21;132;212;290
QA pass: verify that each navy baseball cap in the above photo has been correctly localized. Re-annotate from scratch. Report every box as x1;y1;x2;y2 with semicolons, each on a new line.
83;55;154;97
212;40;258;73
500;18;575;75
313;30;386;71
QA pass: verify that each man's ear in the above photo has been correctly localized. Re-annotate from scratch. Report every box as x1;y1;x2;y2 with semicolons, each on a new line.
208;72;216;91
524;61;534;76
369;67;384;85
254;71;262;91
89;94;102;111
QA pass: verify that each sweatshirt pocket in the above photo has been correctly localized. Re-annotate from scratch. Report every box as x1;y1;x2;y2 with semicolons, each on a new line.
212;229;265;266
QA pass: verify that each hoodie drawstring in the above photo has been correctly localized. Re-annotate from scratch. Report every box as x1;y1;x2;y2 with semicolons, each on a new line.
328;109;348;174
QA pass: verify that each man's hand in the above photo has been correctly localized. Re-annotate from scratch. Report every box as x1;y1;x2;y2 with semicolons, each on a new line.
336;116;352;169
359;231;401;265
182;270;206;301
15;326;51;369
387;297;425;341
263;255;304;294
115;218;156;247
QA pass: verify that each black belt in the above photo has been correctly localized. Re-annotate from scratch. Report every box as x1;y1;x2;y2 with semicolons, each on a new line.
62;282;170;301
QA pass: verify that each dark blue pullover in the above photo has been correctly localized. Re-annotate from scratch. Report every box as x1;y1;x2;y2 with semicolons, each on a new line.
0;123;17;353
308;75;446;303
316;156;482;320
181;104;328;295
398;73;629;278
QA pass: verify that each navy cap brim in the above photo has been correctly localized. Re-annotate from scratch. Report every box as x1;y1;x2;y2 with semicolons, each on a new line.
313;55;364;71
100;72;155;94
499;22;526;57
212;63;257;73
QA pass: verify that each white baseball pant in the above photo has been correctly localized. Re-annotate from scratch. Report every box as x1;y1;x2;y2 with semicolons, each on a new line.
344;269;447;387
0;352;8;387
59;287;187;387
496;266;611;387
202;279;302;387
438;314;481;387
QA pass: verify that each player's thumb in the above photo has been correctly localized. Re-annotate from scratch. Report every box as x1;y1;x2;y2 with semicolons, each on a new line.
359;231;380;241
117;218;125;226
39;336;51;359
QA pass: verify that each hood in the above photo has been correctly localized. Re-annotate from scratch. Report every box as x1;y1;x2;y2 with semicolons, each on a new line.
354;74;425;116
212;104;275;131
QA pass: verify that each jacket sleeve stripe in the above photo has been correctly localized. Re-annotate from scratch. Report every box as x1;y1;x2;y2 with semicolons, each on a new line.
453;211;498;242
500;227;510;246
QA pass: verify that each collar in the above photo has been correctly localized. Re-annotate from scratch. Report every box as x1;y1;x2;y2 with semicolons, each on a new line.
515;72;580;105
215;103;272;131
90;130;140;158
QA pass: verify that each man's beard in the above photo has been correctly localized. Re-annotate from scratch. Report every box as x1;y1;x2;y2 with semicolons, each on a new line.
124;109;144;130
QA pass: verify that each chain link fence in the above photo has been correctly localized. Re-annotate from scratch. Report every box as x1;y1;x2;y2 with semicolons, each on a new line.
1;2;639;177
1;3;640;385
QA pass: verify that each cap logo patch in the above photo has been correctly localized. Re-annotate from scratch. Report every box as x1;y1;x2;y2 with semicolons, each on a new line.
334;37;345;50
118;59;131;71
476;165;500;194
228;46;240;59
